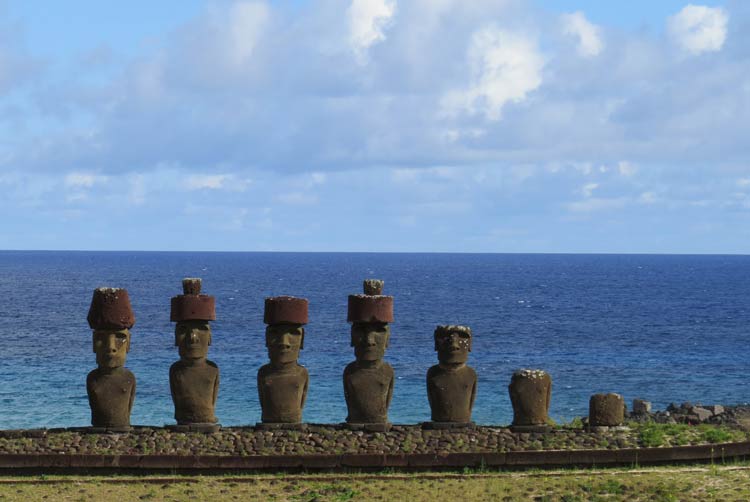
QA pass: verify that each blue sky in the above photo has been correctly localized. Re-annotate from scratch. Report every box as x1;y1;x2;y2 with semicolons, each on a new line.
0;0;747;253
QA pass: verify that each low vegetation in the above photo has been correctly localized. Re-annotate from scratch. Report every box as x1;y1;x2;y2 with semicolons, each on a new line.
3;465;750;501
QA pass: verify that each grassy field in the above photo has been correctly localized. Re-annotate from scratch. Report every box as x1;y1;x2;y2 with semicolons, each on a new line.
2;465;750;501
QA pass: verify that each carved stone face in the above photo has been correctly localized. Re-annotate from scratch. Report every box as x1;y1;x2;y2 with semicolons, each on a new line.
175;320;211;360
93;329;130;369
265;324;304;364
351;322;390;362
435;329;471;365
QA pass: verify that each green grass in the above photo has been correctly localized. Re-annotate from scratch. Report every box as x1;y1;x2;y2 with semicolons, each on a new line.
3;465;750;501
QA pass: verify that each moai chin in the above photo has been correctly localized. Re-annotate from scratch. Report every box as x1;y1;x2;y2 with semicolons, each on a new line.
169;278;220;431
508;369;552;432
589;393;626;429
425;325;477;428
86;287;136;432
343;279;394;431
257;296;309;428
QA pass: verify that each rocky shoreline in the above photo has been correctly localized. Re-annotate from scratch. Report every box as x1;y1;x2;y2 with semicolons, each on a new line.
1;405;748;457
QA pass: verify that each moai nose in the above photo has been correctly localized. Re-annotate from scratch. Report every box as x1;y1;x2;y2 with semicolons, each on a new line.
189;332;199;344
365;333;377;345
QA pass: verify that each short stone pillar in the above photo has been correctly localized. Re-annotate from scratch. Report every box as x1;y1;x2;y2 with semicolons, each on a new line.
169;278;220;432
86;287;136;432
343;279;394;432
508;369;552;432
425;325;477;429
257;296;309;429
589;393;625;428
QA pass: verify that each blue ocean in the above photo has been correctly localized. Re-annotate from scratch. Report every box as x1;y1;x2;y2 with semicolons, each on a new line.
1;251;749;429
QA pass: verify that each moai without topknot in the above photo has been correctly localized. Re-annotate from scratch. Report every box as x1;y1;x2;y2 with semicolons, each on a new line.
257;296;309;428
343;279;394;431
86;287;136;432
425;325;477;428
588;393;626;429
169;278;220;432
508;369;552;432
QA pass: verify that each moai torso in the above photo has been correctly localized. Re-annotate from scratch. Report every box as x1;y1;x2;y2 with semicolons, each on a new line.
85;287;137;430
170;360;219;424
426;365;477;423
509;369;552;426
426;325;477;424
344;280;395;425
87;367;136;428
169;279;220;426
257;363;309;423
343;361;394;423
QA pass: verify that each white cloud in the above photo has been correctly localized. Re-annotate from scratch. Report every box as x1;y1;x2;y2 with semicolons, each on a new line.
617;161;637;177
737;178;750;187
581;182;598;198
442;27;544;120
639;191;657;204
183;174;251;191
64;172;106;188
348;0;396;63
561;11;604;57
667;5;728;55
567;197;629;212
277;192;319;205
226;1;270;66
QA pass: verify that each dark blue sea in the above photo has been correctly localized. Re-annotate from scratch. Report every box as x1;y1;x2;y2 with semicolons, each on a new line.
1;251;749;429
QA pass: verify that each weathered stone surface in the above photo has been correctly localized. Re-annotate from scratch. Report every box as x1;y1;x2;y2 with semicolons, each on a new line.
707;405;725;416
344;280;394;425
170;278;216;322
169;279;219;427
633;399;652;414
508;369;551;427
86;287;136;430
258;296;309;424
87;287;135;330
589;393;625;427
426;325;477;424
693;406;713;422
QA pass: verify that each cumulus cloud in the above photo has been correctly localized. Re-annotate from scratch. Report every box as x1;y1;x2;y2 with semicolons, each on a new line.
668;5;728;55
183;174;251;191
348;0;396;63
442;27;544;120
64;172;106;188
561;11;604;57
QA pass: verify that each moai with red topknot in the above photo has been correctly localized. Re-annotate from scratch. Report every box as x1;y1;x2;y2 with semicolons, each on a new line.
425;325;477;429
257;296;310;429
86;287;137;432
343;279;394;432
169;278;220;432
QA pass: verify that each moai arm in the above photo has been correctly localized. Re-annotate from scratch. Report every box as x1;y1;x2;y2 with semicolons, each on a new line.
545;378;552;411
469;374;478;414
128;376;136;417
426;368;436;412
300;368;309;411
386;367;394;410
212;368;220;408
257;369;265;411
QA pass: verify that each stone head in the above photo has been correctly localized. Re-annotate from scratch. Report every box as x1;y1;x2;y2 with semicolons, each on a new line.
351;322;390;361
175;320;211;360
434;325;472;365
93;329;131;369
265;323;304;364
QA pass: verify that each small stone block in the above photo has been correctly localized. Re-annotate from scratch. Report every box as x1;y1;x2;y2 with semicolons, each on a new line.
510;425;551;433
254;422;309;431
85;426;132;434
166;423;221;433
343;422;392;432
421;422;476;430
707;405;725;415
692;407;713;422
633;399;652;414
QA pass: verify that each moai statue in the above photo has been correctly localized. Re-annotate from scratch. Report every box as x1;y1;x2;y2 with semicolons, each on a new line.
343;279;394;431
257;296;309;429
86;287;136;432
589;393;626;429
168;278;220;432
508;369;552;432
425;325;477;428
